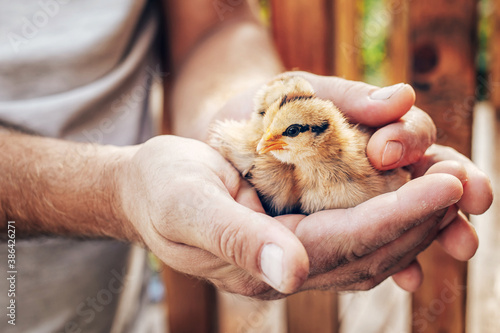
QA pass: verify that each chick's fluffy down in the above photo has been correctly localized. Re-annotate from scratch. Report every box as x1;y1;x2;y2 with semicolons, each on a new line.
210;75;409;216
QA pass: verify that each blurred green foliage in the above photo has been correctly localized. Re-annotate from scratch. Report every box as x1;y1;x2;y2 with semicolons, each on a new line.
477;0;491;100
361;0;388;86
258;0;271;26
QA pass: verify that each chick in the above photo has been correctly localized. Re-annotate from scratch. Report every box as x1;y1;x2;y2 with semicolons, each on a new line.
210;75;409;216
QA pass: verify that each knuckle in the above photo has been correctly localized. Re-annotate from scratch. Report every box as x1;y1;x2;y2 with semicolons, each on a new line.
421;110;437;143
216;221;248;268
347;238;377;262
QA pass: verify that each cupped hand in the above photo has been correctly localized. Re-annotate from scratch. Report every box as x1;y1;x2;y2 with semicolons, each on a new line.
286;72;492;291
210;71;492;295
116;135;310;296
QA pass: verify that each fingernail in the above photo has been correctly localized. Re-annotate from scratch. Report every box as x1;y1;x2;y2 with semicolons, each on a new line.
260;243;285;292
369;83;406;100
382;141;403;167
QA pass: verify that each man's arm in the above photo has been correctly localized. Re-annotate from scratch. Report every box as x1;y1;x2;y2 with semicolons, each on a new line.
0;129;137;241
164;0;282;139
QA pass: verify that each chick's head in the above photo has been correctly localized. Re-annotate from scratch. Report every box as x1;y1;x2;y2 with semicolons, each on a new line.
256;93;351;164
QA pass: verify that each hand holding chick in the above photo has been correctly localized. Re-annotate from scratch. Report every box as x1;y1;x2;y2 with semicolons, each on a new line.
211;75;410;215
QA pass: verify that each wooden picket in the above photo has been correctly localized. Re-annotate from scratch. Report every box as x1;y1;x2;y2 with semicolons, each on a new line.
408;1;477;331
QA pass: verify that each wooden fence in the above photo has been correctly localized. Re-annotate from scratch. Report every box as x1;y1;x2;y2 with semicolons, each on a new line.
163;0;498;332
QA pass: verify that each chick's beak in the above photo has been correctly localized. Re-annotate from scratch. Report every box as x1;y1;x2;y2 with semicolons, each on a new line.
257;131;287;154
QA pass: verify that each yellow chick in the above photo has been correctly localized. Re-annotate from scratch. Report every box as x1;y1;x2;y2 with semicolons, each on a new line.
210;76;409;216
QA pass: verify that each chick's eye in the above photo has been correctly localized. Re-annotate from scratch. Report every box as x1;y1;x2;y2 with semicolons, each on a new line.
284;125;301;137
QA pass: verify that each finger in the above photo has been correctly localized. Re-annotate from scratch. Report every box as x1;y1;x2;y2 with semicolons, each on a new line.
302;206;444;291
366;106;436;169
291;72;436;170
275;214;307;233
423;160;468;185
437;211;479;261
234;178;266;214
210;198;310;294
413;145;493;214
392;260;423;292
160;187;310;294
295;173;462;276
151;235;276;297
293;72;416;126
439;204;459;230
191;154;309;294
343;174;462;259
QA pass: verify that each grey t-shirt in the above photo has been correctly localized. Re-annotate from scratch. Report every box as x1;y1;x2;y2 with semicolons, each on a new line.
0;1;161;332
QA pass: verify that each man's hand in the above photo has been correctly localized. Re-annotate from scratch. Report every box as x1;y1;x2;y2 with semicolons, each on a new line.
117;136;310;295
198;72;492;296
291;72;492;290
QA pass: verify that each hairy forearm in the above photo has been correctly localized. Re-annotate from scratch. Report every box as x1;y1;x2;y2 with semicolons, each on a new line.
170;5;283;140
0;130;137;241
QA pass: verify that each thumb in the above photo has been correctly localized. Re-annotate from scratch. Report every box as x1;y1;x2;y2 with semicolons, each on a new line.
292;72;437;170
293;71;416;126
170;190;310;294
209;197;310;294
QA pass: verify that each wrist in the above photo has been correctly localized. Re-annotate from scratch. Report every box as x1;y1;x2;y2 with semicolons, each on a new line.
106;144;144;244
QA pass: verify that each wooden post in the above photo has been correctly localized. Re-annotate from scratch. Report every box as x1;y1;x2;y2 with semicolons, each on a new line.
271;0;333;75
333;0;363;80
162;267;217;333
407;1;478;332
408;0;477;157
286;290;338;333
385;0;410;84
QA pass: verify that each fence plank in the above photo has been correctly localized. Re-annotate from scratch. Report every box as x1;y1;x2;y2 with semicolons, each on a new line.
408;1;478;332
286;290;338;333
162;267;217;333
271;0;333;75
409;0;477;157
385;0;410;84
333;0;362;80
